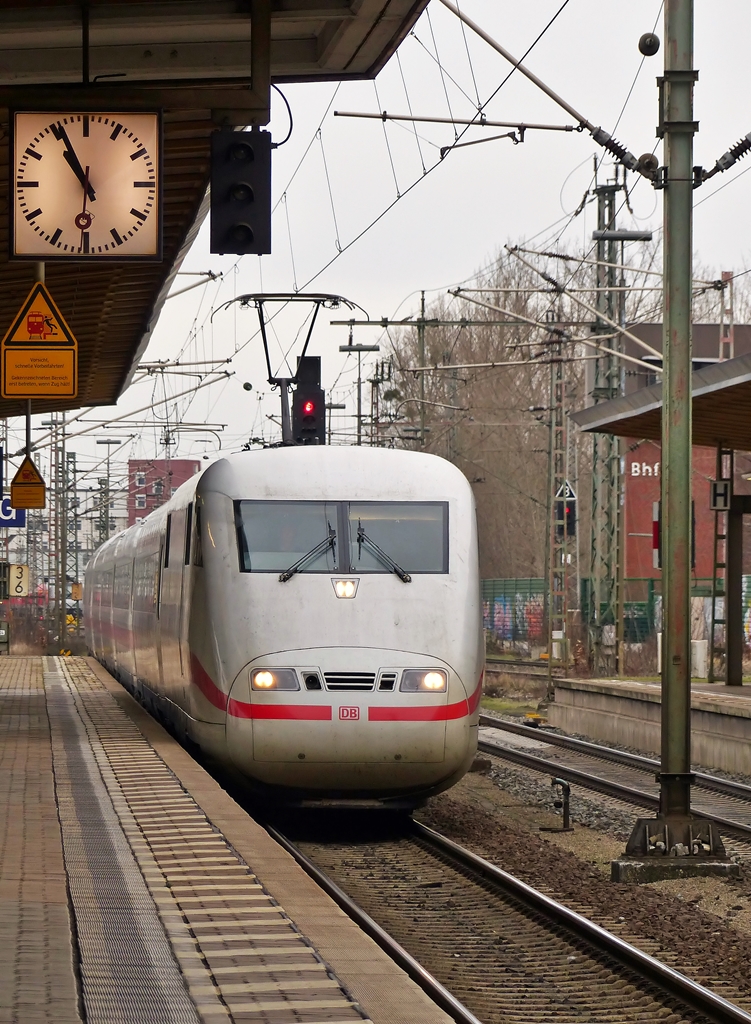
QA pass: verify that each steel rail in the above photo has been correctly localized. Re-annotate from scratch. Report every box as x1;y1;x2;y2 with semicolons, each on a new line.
485;658;562;677
479;736;657;808
264;823;484;1024
267;815;751;1024
480;715;751;801
413;822;751;1024
478;736;751;840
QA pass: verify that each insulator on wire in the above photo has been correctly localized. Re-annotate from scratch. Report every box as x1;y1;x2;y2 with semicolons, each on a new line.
716;132;751;173
589;126;639;171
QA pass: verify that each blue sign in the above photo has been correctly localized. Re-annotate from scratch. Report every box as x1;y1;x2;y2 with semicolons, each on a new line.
0;449;26;525
0;498;26;528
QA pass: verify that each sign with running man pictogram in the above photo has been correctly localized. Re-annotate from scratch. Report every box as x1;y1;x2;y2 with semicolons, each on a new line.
1;282;78;398
10;455;46;509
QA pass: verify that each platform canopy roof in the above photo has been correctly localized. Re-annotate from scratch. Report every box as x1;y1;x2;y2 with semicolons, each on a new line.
0;0;429;417
570;351;751;451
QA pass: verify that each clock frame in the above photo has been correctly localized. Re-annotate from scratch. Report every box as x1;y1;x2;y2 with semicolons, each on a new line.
11;110;163;262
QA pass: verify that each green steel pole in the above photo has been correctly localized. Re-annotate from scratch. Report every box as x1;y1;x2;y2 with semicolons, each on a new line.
419;291;426;446
660;0;695;819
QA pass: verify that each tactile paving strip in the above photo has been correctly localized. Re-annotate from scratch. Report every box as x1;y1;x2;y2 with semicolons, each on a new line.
57;658;370;1024
45;658;202;1024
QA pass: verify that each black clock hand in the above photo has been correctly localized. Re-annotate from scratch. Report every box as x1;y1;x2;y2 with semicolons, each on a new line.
52;124;96;202
75;166;93;231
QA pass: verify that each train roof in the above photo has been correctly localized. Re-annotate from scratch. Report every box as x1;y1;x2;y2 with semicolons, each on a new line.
199;446;472;501
87;446;473;571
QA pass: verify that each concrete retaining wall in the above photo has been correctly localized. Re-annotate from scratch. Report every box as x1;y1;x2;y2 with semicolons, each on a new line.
549;678;751;774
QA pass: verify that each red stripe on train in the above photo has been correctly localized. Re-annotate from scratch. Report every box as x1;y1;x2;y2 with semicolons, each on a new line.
368;674;484;722
228;700;332;721
191;653;228;711
191;654;331;719
468;670;484;713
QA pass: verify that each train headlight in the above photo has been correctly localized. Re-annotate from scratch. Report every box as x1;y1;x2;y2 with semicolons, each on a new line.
251;668;299;690
332;578;359;599
400;669;447;692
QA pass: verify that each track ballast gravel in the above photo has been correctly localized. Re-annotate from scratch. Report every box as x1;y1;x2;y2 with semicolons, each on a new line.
290;816;713;1024
416;785;751;1010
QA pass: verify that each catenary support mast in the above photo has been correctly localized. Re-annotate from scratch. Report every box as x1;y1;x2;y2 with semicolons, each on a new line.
660;0;694;823
589;183;621;675
615;0;732;878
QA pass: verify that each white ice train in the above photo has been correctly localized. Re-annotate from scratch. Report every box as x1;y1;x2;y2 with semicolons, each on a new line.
85;446;484;807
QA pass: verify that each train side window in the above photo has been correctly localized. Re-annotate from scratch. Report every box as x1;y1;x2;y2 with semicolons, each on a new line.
193;505;204;567
133;554;159;612
170;508;186;567
164;514;172;568
113;562;133;610
184;503;193;565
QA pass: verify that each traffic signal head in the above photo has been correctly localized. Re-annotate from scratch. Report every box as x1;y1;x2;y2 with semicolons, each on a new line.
292;386;325;445
210;130;272;255
554;497;577;539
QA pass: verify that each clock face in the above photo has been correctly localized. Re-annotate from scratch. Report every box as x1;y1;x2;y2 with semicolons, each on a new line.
12;111;161;260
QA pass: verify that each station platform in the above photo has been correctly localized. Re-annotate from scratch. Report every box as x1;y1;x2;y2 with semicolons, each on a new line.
550;676;751;773
0;655;452;1024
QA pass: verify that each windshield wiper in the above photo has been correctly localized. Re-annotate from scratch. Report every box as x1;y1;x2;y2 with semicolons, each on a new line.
279;523;336;582
357;521;411;583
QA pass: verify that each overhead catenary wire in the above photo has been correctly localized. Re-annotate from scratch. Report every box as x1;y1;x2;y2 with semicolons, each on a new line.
318;129;343;251
504;246;664;359
405;354;618;372
281;192;299;292
395;49;427;173
446;289;660;373
436;0;641;174
409;30;481;111
11;373;232;457
511;244;718;286
426;4;458;138
455;0;482;108
373;80;401;197
293;0;576;294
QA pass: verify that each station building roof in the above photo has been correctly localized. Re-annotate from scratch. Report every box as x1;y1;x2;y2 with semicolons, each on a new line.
570;350;751;451
0;0;429;417
623;322;751;394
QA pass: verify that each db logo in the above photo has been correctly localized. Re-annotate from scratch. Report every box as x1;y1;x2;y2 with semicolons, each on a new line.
339;706;360;721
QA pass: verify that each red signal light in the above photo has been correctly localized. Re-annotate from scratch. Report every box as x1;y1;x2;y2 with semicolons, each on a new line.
303;400;315;415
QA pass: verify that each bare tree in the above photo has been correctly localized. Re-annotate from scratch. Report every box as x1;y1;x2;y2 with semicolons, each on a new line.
384;243;750;581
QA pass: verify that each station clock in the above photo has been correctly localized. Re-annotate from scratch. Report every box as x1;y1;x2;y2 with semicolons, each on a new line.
12;111;162;260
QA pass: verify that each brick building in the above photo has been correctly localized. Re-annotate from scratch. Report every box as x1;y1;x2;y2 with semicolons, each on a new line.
620;325;751;581
128;459;201;527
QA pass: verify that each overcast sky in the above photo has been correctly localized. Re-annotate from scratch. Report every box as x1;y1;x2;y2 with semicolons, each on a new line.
15;1;751;497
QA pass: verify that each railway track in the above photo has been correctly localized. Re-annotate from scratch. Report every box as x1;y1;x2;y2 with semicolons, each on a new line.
485;658;562;678
267;813;751;1024
479;715;751;845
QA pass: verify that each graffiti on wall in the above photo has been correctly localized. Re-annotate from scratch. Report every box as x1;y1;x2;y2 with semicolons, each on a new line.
483;593;545;642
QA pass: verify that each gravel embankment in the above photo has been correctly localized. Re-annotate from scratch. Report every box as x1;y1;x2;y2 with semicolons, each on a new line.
485;760;640;839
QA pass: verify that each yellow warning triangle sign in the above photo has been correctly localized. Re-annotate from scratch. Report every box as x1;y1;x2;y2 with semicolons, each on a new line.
12;456;45;486
2;282;77;345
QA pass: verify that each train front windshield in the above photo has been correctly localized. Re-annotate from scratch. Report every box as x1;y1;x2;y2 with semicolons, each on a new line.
235;500;448;574
235;501;339;572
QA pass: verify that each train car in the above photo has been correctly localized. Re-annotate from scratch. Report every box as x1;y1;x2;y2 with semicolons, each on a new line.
85;446;484;807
